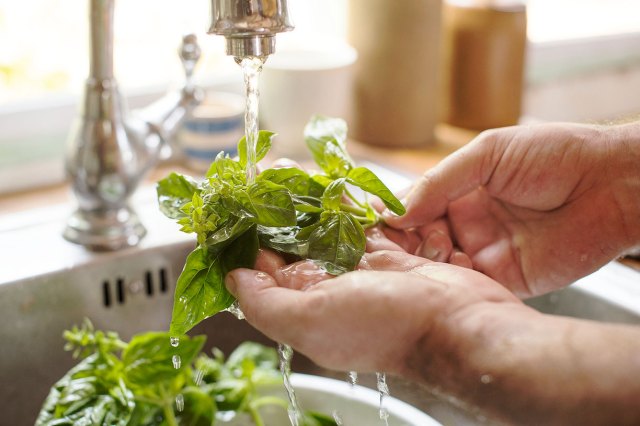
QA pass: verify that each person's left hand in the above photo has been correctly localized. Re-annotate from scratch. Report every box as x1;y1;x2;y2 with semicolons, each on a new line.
225;249;521;375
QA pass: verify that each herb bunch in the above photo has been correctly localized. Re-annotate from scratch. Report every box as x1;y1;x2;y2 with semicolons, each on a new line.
37;320;336;426
157;115;405;336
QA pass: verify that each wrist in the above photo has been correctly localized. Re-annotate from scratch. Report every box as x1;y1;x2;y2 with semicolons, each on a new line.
607;122;640;248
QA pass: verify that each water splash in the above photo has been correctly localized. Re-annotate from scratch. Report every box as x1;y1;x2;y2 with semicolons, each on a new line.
332;410;344;425
278;343;302;426
170;336;179;347
225;300;245;320
376;372;390;426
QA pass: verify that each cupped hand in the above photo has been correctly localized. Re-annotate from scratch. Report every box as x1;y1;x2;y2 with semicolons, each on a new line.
225;249;521;375
384;122;640;297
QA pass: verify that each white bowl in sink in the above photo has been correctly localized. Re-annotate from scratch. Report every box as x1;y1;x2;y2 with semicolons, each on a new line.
224;373;442;426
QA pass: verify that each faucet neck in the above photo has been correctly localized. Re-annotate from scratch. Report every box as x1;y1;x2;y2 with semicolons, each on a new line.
90;0;114;80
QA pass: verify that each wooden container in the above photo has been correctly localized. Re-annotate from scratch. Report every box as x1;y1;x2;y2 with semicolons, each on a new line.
440;0;527;130
347;0;443;148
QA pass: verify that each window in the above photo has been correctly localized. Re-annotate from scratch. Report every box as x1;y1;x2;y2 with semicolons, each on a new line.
1;0;639;193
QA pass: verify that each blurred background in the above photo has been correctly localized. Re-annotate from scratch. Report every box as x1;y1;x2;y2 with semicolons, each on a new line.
2;0;640;193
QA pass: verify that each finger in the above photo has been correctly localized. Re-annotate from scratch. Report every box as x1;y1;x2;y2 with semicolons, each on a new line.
450;249;473;269
414;230;453;262
253;249;286;275
225;268;314;344
383;130;507;229
377;226;422;253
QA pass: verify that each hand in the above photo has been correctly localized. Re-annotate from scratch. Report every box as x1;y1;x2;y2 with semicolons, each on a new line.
225;249;521;375
384;122;640;297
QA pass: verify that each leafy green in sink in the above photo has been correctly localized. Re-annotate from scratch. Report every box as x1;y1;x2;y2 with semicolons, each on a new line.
36;320;336;426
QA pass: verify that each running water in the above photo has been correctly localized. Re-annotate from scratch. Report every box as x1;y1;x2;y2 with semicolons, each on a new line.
376;372;390;426
348;371;358;388
237;56;265;184
278;343;303;426
223;56;265;322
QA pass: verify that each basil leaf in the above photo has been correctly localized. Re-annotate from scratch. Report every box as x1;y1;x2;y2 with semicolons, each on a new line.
170;247;233;336
205;215;253;249
304;115;354;177
308;211;366;274
157;172;199;219
258;225;307;257
226;342;279;371
177;386;217;426
347;166;406;216
220;225;259;276
238;130;276;168
206;151;244;183
322;178;346;211
36;354;134;426
122;332;205;386
236;181;297;227
257;167;313;195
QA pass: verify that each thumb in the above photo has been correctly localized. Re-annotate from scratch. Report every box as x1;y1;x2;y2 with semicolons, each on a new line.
383;132;502;229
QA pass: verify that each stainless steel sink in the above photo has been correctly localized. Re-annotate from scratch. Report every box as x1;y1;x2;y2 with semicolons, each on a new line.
2;172;639;426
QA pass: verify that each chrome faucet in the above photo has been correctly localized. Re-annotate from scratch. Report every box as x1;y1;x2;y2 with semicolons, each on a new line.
63;0;203;251
209;0;294;58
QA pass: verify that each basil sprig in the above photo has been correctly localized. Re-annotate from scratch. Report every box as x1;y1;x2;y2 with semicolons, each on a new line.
157;115;406;336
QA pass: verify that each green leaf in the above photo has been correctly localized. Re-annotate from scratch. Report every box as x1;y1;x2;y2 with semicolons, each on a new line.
205;215;254;249
322;178;346;211
170;247;233;336
36;354;134;426
220;225;259;276
226;342;279;372
237;181;297;227
157;173;199;219
308;211;366;274
304;115;354;177
257;167;313;195
347;167;406;215
238;130;276;168
206;151;244;183
122;332;205;386
178;386;217;426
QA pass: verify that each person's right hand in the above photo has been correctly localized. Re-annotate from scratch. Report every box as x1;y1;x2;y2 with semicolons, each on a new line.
384;122;640;297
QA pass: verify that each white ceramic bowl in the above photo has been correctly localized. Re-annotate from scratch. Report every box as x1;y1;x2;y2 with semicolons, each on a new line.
224;373;442;425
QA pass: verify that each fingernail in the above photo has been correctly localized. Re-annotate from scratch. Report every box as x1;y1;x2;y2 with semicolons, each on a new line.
225;273;238;296
423;245;440;261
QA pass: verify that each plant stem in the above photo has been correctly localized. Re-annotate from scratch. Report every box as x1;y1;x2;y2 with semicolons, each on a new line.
163;403;179;426
248;405;266;426
345;188;367;209
340;202;367;217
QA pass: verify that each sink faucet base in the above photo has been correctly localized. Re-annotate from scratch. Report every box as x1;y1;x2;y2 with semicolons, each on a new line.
63;206;146;251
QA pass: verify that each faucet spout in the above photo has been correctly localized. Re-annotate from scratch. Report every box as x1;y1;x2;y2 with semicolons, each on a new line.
63;0;202;251
209;0;294;58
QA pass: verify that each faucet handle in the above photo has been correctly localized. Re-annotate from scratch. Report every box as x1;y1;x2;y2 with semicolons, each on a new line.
179;33;201;92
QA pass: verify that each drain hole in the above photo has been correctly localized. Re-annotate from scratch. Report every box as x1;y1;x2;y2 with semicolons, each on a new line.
102;280;112;307
116;278;125;304
145;270;154;296
159;268;168;293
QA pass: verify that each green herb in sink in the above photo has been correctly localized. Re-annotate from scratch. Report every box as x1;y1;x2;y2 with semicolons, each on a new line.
36;320;335;426
157;115;406;336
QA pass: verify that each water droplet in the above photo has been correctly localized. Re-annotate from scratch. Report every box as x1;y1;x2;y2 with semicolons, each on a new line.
175;393;184;412
348;371;358;387
172;355;181;369
195;368;205;386
481;374;493;384
170;337;179;347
